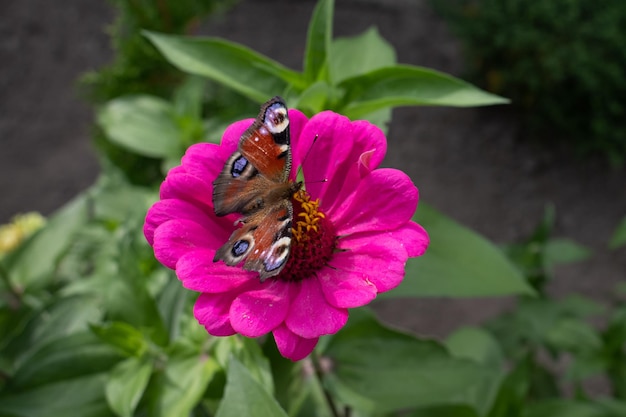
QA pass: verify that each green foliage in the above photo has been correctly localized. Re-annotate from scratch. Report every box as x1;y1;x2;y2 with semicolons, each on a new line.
94;0;505;185
81;0;237;186
81;0;235;102
325;309;502;414
387;203;533;298
503;205;591;295
432;0;626;165
609;216;626;250
143;0;506;128
485;210;626;408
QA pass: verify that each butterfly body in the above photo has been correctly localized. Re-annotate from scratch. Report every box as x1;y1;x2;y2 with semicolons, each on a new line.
212;97;301;281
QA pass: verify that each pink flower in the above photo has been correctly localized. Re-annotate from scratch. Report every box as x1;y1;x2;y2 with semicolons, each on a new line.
144;107;429;360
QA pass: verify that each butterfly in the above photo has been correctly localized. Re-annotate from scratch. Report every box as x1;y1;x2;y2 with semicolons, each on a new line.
212;96;303;281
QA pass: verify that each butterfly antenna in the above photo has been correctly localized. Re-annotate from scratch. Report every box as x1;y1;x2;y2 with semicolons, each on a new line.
302;134;319;166
296;134;323;185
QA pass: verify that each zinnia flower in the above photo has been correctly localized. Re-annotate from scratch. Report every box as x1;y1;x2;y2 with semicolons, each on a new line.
144;105;429;360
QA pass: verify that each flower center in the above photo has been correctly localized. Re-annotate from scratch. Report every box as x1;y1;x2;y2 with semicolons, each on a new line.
277;190;336;282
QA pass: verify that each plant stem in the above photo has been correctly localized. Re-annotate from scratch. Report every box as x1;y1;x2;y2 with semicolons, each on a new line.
311;352;342;417
0;262;21;307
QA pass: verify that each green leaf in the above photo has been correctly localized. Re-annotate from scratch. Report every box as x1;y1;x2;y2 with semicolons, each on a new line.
324;309;500;413
261;338;324;417
0;303;35;357
0;374;111;417
106;357;153;417
213;336;274;395
1;295;102;369
97;95;182;158
150;351;219;417
338;65;509;119
144;31;304;102
409;405;480;417
446;326;505;369
173;75;205;119
156;271;190;342
385;203;534;297
303;0;333;82
609;215;626;249
545;318;602;354
4;195;89;289
91;322;149;357
597;399;626;417
90;172;156;222
544;238;592;266
486;358;530;417
101;275;168;346
10;332;122;390
329;27;396;84
523;400;620;417
445;327;505;416
294;81;334;115
215;357;288;417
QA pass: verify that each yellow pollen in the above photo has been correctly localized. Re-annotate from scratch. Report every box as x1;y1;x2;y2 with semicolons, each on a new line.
292;190;325;243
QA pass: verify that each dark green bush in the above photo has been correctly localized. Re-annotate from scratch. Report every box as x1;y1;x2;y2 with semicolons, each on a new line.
432;0;626;165
81;0;235;102
80;0;236;185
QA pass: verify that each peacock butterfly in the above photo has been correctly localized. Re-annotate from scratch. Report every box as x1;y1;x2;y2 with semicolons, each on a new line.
212;96;302;281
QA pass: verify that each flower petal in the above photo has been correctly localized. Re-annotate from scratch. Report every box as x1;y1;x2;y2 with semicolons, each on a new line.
220;119;253;152
180;142;224;180
301;113;387;208
317;267;378;309
230;281;292;337
194;292;236;336
144;198;217;246
332;168;418;235
391;221;429;257
176;249;253;293
273;324;318;361
152;219;219;269
285;279;348;338
159;172;214;210
333;233;408;293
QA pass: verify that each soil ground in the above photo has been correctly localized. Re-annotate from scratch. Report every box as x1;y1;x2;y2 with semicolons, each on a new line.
1;0;625;337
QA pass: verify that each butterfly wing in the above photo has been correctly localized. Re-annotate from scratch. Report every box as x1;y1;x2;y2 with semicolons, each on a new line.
213;96;291;216
213;200;293;281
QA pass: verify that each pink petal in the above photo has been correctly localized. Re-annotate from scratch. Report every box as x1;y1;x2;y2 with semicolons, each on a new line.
152;219;219;269
332;169;418;236
301;113;386;207
194;293;236;336
176;249;253;293
285;279;349;338
333;234;408;293
230;281;293;337
391;221;429;257
144;199;218;246
159;173;214;210
273;324;318;361
317;267;378;309
180;143;224;180
165;165;186;176
220;119;253;152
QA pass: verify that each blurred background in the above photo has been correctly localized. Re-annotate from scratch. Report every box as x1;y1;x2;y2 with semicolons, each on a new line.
1;0;625;336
